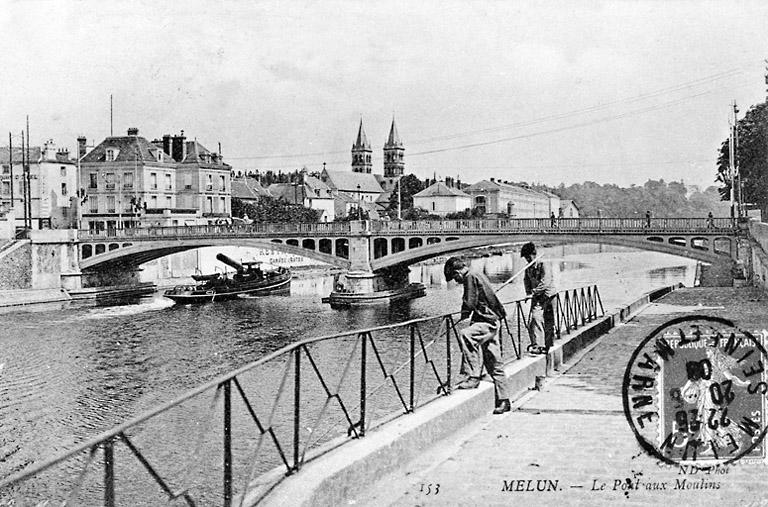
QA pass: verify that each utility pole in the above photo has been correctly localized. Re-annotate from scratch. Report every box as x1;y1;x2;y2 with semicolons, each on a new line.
8;133;13;209
26;116;32;229
110;94;113;136
733;101;741;217
20;130;27;229
728;103;736;219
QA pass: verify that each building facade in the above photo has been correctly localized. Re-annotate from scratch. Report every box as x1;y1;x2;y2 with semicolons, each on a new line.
79;128;231;231
412;181;471;216
0;140;77;230
465;179;552;218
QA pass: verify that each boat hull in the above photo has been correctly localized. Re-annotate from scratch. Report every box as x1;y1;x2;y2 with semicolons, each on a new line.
164;274;291;303
322;283;426;308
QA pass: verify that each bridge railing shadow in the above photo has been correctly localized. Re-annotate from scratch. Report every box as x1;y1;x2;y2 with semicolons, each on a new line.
0;285;602;506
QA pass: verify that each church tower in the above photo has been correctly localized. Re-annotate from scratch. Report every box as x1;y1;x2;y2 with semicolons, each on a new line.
383;117;404;178
351;119;372;173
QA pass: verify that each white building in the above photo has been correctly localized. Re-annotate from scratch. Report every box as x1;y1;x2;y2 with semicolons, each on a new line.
0;140;77;229
465;179;552;218
413;181;471;216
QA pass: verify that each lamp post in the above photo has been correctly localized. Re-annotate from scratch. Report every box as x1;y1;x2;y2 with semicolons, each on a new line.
397;177;402;220
356;184;361;220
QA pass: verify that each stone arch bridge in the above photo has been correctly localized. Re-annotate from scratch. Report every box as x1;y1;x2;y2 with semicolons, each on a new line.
74;217;740;291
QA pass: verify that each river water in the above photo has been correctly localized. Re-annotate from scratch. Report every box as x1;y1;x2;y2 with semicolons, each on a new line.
0;243;695;503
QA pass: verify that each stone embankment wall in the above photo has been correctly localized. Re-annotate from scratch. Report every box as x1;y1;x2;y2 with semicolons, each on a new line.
748;221;768;290
0;241;32;289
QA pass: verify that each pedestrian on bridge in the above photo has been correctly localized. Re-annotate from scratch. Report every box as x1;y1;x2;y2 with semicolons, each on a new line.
644;210;651;228
522;242;556;355
444;257;511;415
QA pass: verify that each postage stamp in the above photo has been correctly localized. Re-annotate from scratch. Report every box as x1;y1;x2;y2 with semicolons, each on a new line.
622;315;768;466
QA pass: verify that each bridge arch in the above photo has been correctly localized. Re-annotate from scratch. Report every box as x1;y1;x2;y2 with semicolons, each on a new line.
369;233;732;272
79;238;351;271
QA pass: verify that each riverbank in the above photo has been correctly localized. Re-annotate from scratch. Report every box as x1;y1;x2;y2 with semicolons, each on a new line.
349;285;768;507
254;285;768;506
247;283;682;506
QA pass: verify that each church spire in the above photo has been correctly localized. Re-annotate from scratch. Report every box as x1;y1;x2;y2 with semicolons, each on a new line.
352;118;372;173
383;116;404;178
385;117;402;148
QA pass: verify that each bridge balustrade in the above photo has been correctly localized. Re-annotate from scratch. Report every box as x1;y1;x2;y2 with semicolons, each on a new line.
77;217;735;242
0;286;603;506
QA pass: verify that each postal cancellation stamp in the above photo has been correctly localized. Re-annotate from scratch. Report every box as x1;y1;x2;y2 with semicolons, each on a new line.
622;315;768;467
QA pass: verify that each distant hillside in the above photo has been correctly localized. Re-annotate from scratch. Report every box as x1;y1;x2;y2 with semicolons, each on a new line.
530;179;730;217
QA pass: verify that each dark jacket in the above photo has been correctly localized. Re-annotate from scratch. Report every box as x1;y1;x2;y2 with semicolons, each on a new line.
524;261;556;302
461;270;506;324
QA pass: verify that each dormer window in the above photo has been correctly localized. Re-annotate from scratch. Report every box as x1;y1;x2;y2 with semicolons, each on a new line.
156;151;162;162
105;148;119;161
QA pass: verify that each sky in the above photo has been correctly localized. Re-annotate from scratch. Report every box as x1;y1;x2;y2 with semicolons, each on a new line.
2;0;768;189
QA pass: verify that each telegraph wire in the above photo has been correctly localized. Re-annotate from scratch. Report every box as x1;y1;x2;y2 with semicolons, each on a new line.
226;65;748;162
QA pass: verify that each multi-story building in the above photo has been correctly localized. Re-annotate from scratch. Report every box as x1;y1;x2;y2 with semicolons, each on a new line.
465;179;552;218
413;181;471;216
0;140;77;229
79;128;231;231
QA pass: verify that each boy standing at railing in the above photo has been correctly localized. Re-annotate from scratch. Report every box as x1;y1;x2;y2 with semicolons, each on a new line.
521;242;556;355
444;257;511;415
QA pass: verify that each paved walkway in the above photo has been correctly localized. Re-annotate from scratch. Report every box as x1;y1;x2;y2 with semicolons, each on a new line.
351;287;768;507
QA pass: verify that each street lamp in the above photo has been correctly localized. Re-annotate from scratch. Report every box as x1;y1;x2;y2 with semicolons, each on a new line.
356;184;361;220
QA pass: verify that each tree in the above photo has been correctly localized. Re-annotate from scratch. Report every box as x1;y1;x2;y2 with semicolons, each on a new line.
716;102;768;217
386;174;426;218
231;197;321;222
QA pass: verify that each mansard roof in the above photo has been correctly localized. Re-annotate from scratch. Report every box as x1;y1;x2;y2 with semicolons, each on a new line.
81;135;172;164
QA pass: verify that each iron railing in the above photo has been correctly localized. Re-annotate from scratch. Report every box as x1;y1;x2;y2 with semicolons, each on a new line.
1;286;604;505
76;217;737;241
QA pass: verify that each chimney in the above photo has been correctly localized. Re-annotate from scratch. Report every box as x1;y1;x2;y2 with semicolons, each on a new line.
162;134;171;156
490;177;495;183
127;127;139;136
77;136;87;159
171;131;187;162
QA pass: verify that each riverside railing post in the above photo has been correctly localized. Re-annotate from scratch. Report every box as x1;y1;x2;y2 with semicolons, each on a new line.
223;380;232;507
556;295;562;339
103;439;115;507
293;347;301;468
360;333;367;437
445;317;452;394
409;324;415;412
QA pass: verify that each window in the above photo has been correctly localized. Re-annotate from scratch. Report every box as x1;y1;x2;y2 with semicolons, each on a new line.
105;173;115;189
206;174;213;191
166;196;172;208
106;148;117;161
219;175;226;191
61;183;68;196
432;201;435;211
150;196;158;208
165;173;172;190
184;174;192;189
123;172;133;189
60;166;67;177
89;195;98;213
206;196;213;213
2;181;9;195
2;165;9;175
150;173;157;190
89;173;98;189
107;196;116;213
219;197;225;212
